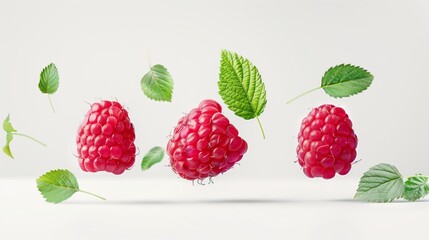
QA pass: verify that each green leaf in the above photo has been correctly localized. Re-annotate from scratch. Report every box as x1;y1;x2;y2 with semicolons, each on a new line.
354;163;404;202
287;64;374;103
141;146;165;171
219;50;267;119
218;50;267;138
402;174;429;201
141;64;174;102
3;114;17;133
38;63;59;94
36;169;79;203
321;64;373;98
36;169;105;203
3;133;14;158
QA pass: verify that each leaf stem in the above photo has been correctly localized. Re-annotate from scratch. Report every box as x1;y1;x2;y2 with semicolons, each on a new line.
48;95;55;113
12;132;47;147
256;117;266;139
286;86;322;104
79;189;106;201
148;50;152;68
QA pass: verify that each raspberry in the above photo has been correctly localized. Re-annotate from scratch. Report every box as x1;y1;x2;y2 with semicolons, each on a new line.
76;100;136;175
296;104;358;179
166;99;248;181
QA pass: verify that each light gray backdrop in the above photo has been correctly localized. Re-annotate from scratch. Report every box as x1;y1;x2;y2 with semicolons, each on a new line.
1;0;428;179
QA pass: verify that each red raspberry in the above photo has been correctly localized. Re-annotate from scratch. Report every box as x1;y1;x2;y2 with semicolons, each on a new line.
166;99;248;181
76;100;136;175
296;104;358;179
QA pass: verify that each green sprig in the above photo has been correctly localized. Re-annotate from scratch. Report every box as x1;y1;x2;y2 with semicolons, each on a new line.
2;114;47;159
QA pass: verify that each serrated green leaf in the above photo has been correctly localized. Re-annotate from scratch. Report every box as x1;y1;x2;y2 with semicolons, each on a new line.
3;114;17;133
36;169;105;203
218;50;267;138
38;63;59;94
39;63;59;112
3;133;14;158
402;174;429;201
36;169;79;203
141;64;174;102
219;50;267;119
141;146;164;171
354;163;404;202
321;64;373;98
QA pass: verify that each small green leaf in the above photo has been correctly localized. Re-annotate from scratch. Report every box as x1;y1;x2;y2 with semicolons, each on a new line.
38;63;59;94
321;64;373;98
3;114;17;133
3;146;13;159
287;64;373;103
354;163;404;202
402;174;429;201
141;64;174;102
3;133;14;158
141;146;165;171
36;169;105;203
36;169;79;203
219;50;267;138
39;63;59;112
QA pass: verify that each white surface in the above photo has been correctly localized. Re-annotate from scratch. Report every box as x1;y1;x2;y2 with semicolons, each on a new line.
1;178;428;240
1;0;429;178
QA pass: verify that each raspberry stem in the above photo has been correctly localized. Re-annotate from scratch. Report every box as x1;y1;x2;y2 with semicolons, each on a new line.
48;95;55;113
12;133;47;147
287;86;322;104
79;190;106;201
256;117;266;139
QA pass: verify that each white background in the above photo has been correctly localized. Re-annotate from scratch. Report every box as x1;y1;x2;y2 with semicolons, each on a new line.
1;1;429;239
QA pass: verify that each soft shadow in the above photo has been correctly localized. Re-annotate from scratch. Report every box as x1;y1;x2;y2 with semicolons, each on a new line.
65;198;366;205
65;198;429;205
330;198;360;203
65;198;301;205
